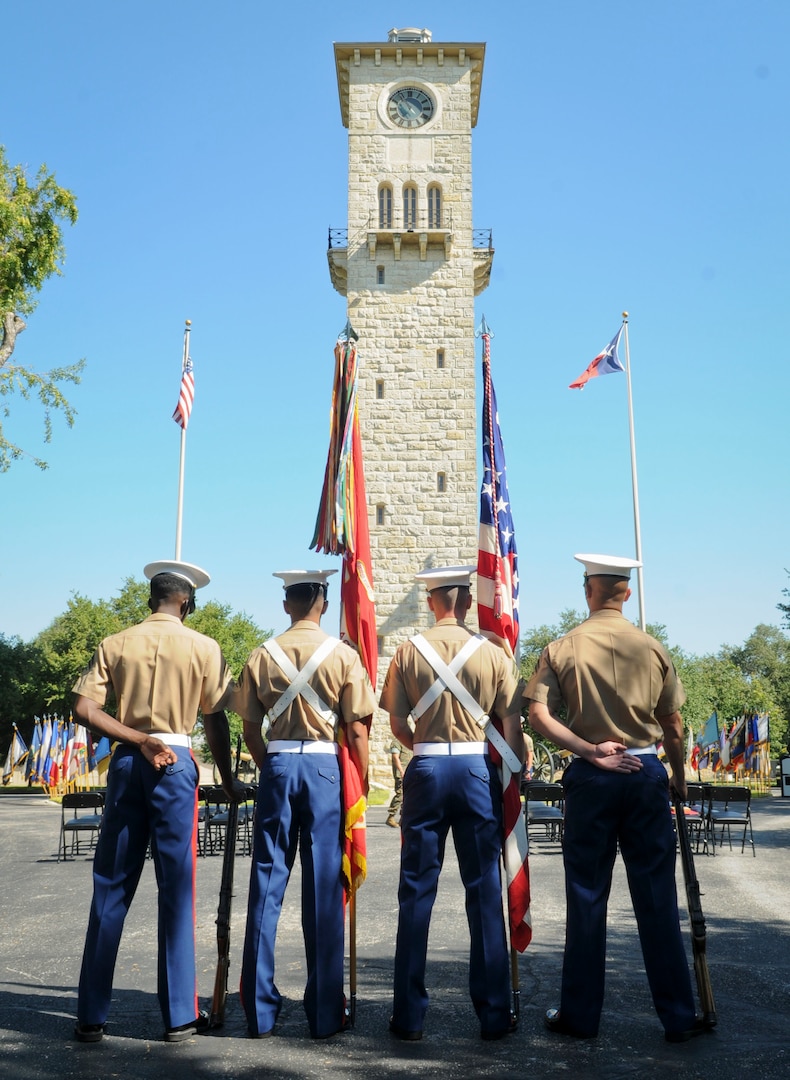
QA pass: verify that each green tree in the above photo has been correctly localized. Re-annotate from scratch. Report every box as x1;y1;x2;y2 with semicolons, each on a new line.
777;571;790;630
27;577;271;759
34;594;122;714
0;634;44;750
722;623;790;750
0;145;83;470
519;608;585;683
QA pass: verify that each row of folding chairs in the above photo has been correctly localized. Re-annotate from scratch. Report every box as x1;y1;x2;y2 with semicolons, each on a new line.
198;785;257;857
679;783;755;856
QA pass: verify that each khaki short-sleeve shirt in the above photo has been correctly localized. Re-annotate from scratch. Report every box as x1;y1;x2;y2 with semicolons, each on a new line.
72;613;234;736
524;609;685;747
230;620;376;741
379;617;523;743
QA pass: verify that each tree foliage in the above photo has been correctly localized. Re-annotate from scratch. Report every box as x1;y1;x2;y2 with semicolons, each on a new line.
516;608;790;754
0;578;270;752
778;570;790;630
0;145;83;470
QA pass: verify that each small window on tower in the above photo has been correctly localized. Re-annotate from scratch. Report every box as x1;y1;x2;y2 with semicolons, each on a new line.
376;380;384;399
377;635;384;655
377;265;385;285
437;349;445;368
437;472;446;493
376;505;385;526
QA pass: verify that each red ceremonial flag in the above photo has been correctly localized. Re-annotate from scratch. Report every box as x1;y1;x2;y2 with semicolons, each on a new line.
475;317;531;952
311;324;377;898
172;355;195;429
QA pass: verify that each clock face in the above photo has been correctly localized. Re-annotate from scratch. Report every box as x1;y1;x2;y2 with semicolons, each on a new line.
387;86;434;129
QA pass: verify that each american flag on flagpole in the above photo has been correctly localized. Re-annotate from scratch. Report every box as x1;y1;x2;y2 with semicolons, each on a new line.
477;317;520;654
476;316;532;953
172;355;195;429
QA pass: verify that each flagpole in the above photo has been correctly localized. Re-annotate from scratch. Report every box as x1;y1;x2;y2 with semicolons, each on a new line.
621;312;646;630
174;319;191;560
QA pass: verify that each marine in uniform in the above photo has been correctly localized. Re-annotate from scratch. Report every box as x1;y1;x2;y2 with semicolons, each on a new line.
234;570;374;1040
525;554;705;1043
72;560;242;1043
386;739;411;827
379;566;525;1042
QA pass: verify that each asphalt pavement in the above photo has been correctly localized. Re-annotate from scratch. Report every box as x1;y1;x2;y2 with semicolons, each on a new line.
1;788;789;1080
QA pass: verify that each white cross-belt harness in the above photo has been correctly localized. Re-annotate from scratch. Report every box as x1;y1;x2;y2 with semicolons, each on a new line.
409;634;522;774
262;636;341;734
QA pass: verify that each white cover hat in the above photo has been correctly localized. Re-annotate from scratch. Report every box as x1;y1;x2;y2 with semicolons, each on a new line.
414;565;478;591
574;553;641;579
143;560;211;589
273;569;338;589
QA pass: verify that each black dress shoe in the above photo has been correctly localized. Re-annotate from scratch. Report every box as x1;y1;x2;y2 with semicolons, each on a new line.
665;1018;711;1043
164;1011;210;1042
74;1023;105;1043
389;1018;423;1041
544;1008;597;1039
481;1013;518;1040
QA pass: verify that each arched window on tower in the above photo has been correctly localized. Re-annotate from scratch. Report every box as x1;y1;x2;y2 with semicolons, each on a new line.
428;184;442;228
403;184;418;230
379;184;393;228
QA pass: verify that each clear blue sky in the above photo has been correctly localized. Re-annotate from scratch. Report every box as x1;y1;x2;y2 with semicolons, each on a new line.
2;0;787;656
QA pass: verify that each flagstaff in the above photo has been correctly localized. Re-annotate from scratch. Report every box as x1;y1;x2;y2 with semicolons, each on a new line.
621;312;646;630
174;319;192;561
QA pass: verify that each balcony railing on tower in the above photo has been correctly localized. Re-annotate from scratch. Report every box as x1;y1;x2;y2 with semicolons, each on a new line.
326;224;494;296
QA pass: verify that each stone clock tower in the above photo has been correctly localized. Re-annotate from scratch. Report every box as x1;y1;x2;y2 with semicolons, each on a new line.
328;28;493;685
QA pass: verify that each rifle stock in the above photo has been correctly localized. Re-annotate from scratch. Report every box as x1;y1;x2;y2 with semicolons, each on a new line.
673;795;717;1028
209;736;242;1028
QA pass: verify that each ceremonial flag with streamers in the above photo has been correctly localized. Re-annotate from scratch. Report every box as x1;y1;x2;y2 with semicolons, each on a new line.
172;355;195;429
2;725;28;785
475;317;531;953
311;324;376;898
569;326;625;390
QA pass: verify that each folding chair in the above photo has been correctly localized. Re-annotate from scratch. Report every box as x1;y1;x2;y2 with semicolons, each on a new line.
201;785;230;855
58;792;105;861
237;784;257;856
707;786;755;855
682;782;712;854
523;781;564;842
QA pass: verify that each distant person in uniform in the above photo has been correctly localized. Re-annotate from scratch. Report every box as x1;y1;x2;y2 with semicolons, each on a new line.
380;565;524;1042
72;560;243;1044
525;553;707;1044
233;570;374;1040
386;740;411;827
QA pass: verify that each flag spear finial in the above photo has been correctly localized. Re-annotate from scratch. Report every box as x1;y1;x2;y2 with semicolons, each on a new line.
476;315;493;338
339;319;359;342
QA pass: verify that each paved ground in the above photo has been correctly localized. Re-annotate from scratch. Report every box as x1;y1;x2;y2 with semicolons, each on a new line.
1;788;789;1080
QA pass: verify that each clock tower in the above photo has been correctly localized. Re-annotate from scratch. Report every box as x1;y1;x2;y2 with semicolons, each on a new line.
328;27;493;681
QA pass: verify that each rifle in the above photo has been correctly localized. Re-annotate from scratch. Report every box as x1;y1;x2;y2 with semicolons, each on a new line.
209;734;243;1028
673;794;717;1028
